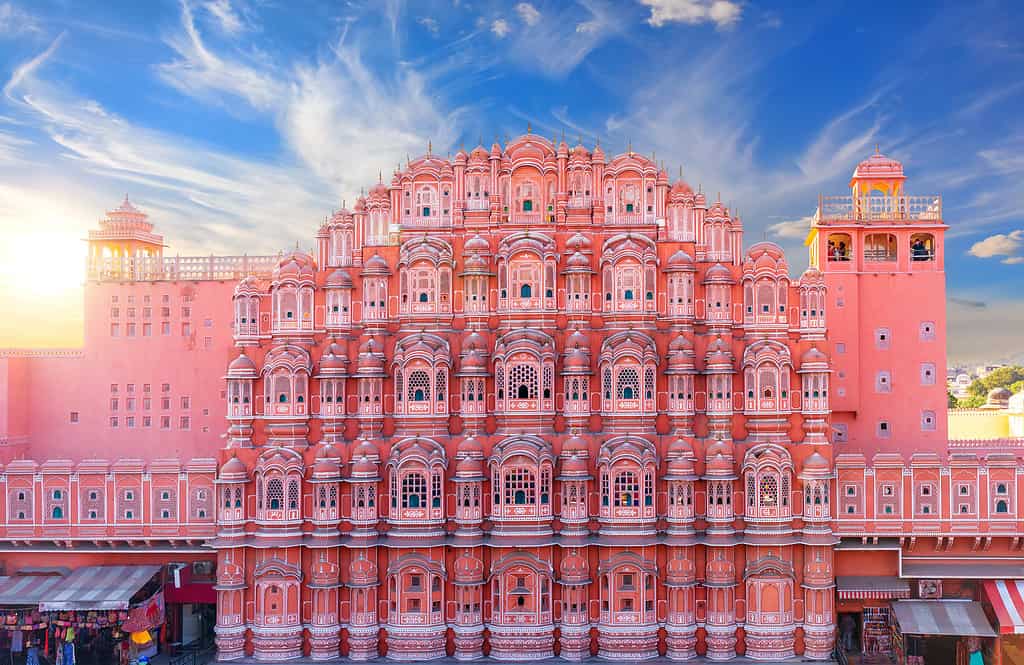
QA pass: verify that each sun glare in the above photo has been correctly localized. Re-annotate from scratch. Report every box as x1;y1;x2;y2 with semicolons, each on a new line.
0;228;85;347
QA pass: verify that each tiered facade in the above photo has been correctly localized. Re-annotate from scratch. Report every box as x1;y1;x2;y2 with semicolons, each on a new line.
0;136;972;662
212;135;835;661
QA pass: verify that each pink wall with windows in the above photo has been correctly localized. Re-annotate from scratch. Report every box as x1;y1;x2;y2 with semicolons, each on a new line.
10;280;238;462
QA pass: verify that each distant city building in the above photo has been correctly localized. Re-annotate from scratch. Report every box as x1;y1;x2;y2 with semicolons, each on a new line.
950;388;1024;441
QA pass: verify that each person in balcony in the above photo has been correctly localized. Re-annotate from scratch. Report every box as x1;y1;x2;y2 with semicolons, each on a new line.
837;242;848;261
911;237;930;261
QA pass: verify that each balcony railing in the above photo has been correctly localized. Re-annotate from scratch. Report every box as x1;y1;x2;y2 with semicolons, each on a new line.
88;254;279;282
863;249;897;262
568;196;592;209
400;214;452;227
608;212;655;225
817;195;942;223
465;198;490;211
510;211;543;224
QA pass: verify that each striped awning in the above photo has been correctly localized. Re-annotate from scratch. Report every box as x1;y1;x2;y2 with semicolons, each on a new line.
892;600;996;637
983;580;1024;634
836;576;911;600
0;565;160;611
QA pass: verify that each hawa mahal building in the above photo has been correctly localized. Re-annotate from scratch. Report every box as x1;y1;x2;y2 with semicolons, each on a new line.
4;134;1019;663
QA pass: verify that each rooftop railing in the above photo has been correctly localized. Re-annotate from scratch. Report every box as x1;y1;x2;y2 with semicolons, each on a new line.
87;254;280;282
816;195;942;223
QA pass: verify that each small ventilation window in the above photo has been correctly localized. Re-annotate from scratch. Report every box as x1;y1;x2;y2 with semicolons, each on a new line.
875;328;890;349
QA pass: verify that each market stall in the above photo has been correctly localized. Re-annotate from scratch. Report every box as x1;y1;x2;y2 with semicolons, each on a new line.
0;565;165;665
836;575;913;659
891;600;996;665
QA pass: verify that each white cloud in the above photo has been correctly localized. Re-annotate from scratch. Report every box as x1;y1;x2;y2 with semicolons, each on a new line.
491;18;511;38
516;3;542;26
640;0;743;30
3;30;64;100
969;230;1024;264
768;215;813;240
0;2;40;37
0;129;30;160
281;41;462;189
494;1;624;77
2;0;469;259
417;16;440;36
156;1;283;111
203;0;248;35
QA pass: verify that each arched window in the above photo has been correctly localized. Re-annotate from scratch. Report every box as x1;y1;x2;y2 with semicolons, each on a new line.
865;233;897;262
387;438;446;524
826;233;852;262
598;438;657;524
267;478;283;511
599;333;658;415
402;473;426;508
910;233;935;261
743;446;793;521
667;273;694;317
510;363;537;399
408;369;430;402
510;257;540;304
415;185;437;219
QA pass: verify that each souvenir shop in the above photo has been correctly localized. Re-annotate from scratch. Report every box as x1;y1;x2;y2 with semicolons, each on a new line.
890;600;996;665
835;575;913;662
0;565;166;665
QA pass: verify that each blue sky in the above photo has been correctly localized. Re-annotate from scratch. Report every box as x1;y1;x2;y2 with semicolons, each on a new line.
0;0;1022;363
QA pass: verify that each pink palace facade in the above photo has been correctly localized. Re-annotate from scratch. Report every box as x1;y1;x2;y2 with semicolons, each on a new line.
5;134;1018;663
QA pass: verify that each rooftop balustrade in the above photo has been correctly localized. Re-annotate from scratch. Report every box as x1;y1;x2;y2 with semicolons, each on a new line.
815;195;942;224
87;254;280;282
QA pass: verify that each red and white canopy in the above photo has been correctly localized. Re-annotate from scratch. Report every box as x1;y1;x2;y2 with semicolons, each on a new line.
983;580;1024;634
0;565;160;611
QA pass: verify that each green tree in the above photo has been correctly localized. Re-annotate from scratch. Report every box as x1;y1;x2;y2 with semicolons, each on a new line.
948;391;958;408
957;395;986;408
967;366;1024;397
1011;379;1024;395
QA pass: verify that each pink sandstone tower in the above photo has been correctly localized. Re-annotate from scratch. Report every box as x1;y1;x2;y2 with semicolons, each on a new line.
4;140;1019;664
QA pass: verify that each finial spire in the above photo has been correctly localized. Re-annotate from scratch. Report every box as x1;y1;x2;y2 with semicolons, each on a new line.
378;170;382;183
875;143;880;154
679;165;683;179
427;139;432;155
527;122;531;134
627;139;632;154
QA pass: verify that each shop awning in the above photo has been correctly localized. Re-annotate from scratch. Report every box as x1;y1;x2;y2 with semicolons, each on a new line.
0;565;161;611
837;576;911;600
892;600;996;638
982;580;1024;634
